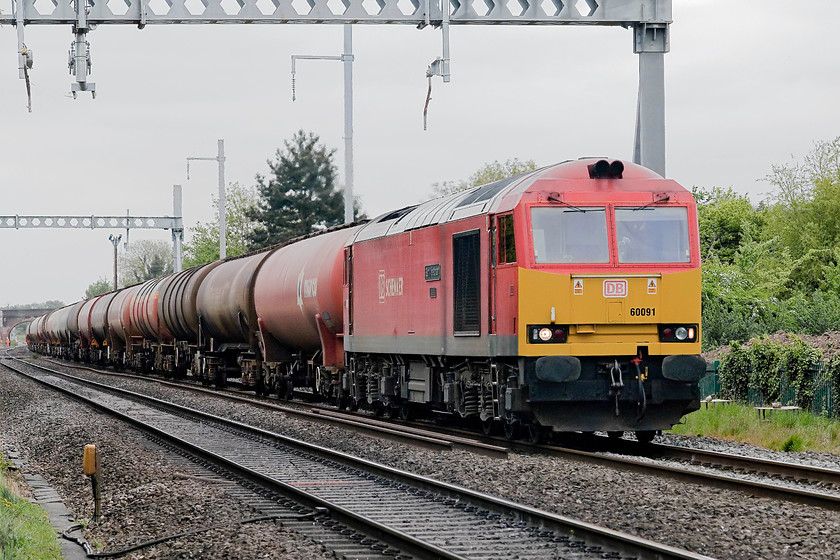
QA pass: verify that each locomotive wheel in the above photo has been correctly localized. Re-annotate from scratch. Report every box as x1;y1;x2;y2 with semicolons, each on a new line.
337;395;348;410
607;431;624;440
399;403;413;421
373;403;386;417
635;430;656;444
383;405;397;420
503;418;519;441
527;422;546;444
480;418;495;436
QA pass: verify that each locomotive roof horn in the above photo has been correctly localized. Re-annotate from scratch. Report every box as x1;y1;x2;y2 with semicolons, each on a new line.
589;159;624;179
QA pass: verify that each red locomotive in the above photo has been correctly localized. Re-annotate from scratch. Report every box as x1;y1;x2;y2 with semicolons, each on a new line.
28;158;705;442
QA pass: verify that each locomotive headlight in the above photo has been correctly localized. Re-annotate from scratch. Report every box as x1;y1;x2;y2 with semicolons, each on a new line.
528;325;569;344
658;324;697;343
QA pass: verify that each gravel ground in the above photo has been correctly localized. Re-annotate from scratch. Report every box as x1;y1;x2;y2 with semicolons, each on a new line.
5;357;840;559
0;367;334;560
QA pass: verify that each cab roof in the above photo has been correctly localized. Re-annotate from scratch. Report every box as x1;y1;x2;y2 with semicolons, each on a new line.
351;158;689;243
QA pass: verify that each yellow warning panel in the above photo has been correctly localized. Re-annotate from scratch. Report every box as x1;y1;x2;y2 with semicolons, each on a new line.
573;279;584;295
647;278;658;294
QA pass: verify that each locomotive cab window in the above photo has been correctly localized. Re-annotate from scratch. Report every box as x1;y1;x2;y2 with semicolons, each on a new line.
497;214;517;265
530;207;609;264
615;206;690;264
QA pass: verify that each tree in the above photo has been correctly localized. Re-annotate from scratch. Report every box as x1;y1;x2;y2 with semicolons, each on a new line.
118;240;173;286
248;130;357;248
764;137;840;256
432;158;538;197
84;278;112;299
693;186;765;263
183;183;260;268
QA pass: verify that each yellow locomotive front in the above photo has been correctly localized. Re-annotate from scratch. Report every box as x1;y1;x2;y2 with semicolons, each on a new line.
502;160;704;441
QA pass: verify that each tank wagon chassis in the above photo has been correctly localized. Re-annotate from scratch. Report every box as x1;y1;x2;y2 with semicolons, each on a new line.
28;159;706;444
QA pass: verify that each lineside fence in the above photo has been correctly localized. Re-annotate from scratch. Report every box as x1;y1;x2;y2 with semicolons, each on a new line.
699;357;840;419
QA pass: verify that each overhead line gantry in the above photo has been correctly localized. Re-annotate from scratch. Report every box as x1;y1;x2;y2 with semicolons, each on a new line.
1;0;672;174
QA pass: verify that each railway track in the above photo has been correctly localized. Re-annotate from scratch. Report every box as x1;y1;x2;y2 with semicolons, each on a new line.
25;351;840;511
2;352;714;560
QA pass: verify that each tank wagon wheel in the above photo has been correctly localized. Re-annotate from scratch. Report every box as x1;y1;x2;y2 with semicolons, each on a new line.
372;403;386;418
607;431;625;440
336;395;349;410
383;405;398;420
254;378;265;397
277;380;294;401
635;430;656;444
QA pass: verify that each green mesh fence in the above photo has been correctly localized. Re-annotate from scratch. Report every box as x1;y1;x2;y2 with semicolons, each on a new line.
699;360;838;417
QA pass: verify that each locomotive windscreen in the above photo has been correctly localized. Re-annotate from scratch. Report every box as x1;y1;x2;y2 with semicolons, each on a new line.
530;207;609;264
615;206;690;264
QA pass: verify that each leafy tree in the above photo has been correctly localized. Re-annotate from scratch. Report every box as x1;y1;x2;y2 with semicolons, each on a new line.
119;239;173;286
693;186;765;263
764;137;840;257
84;278;112;299
183;183;260;267
698;137;840;347
432;158;538;197
248;131;358;248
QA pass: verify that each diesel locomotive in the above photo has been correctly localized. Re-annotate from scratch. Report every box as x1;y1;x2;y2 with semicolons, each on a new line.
27;158;705;443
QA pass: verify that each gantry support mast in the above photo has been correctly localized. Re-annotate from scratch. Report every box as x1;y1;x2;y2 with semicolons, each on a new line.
2;0;671;175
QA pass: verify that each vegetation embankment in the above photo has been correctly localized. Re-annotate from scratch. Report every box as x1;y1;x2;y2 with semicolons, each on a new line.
0;454;62;559
671;404;840;454
678;138;840;453
676;331;840;453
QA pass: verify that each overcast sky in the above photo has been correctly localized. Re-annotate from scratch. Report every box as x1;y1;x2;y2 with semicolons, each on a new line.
1;0;839;306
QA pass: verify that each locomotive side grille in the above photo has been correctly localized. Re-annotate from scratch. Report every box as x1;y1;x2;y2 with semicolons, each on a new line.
453;230;481;335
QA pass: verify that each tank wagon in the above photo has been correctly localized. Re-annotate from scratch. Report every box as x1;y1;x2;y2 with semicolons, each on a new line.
27;159;705;442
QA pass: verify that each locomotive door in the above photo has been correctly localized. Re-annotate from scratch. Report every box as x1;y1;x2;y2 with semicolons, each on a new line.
344;246;354;335
489;217;498;335
493;213;517;337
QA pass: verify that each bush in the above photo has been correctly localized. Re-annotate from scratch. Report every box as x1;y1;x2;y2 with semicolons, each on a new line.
781;337;821;409
719;342;751;401
749;338;785;403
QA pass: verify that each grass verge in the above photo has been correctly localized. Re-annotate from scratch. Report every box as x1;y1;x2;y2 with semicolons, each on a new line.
669;403;840;453
0;456;62;560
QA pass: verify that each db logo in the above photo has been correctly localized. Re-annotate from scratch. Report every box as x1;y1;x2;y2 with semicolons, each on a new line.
603;279;628;298
378;270;387;303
